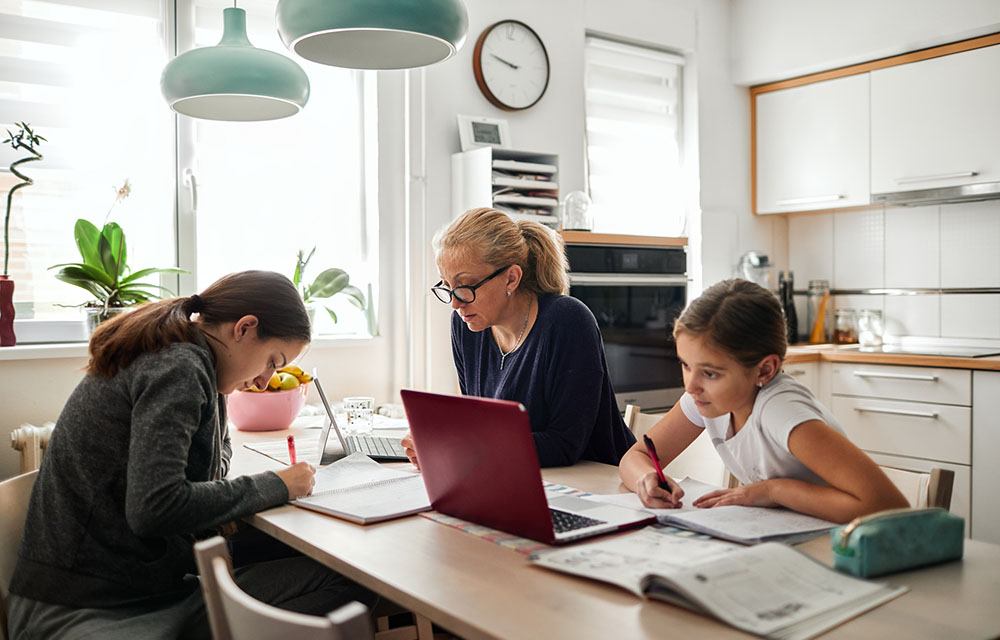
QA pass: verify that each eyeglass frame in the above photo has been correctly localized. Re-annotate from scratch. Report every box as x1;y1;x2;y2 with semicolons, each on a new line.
431;265;510;304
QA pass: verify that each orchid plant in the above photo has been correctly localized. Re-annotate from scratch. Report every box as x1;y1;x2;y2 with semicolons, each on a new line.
49;179;184;313
3;122;45;277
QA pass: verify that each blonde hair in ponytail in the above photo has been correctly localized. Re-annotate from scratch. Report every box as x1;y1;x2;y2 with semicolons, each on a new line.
433;207;569;295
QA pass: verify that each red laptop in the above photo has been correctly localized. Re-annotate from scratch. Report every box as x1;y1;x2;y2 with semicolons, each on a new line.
400;389;654;544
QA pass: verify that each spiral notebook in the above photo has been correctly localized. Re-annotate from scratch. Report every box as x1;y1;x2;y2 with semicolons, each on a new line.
291;452;431;524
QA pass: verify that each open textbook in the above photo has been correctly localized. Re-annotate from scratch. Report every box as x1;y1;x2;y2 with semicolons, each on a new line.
589;478;837;544
292;452;430;524
531;527;907;640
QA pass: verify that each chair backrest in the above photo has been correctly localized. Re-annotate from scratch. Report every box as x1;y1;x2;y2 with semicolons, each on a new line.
879;466;954;510
623;405;726;486
0;470;38;640
193;537;373;640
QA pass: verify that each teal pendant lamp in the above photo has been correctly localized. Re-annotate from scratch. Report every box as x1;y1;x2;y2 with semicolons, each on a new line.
161;6;310;121
276;0;468;70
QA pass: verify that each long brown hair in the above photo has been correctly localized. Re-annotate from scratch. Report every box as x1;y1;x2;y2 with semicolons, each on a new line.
433;207;570;295
87;270;311;377
673;278;787;368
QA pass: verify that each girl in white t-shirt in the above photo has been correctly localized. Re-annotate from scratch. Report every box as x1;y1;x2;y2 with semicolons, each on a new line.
619;279;908;523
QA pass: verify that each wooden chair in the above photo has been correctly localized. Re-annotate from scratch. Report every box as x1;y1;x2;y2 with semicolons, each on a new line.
193;536;373;640
623;405;726;486
879;466;955;510
0;470;38;640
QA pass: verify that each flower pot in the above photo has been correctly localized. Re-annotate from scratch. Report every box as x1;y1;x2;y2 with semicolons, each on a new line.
85;306;132;336
0;275;15;347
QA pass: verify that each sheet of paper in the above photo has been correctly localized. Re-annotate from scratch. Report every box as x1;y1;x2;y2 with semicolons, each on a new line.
311;451;418;494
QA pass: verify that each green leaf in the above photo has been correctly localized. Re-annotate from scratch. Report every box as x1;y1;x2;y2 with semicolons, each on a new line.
341;284;366;309
97;234;119;283
306;268;349;300
324;306;338;324
73;219;103;269
119;267;186;284
51;262;115;288
101;222;127;278
53;269;110;301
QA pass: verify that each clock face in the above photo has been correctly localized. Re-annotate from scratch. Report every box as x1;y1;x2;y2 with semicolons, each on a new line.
473;20;550;111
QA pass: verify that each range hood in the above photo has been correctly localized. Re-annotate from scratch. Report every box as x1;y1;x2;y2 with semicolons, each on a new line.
872;181;1000;206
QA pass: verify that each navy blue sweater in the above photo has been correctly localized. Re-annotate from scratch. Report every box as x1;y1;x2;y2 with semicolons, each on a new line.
452;293;635;467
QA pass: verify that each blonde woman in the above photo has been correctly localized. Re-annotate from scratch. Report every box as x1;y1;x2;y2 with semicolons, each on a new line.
401;208;636;468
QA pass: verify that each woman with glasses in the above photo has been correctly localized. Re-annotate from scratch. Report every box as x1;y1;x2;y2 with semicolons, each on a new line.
400;207;636;468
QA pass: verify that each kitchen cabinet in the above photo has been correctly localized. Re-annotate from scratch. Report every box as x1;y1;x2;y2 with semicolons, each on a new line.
972;371;1000;544
754;73;870;214
783;361;818;396
871;44;1000;195
828;362;972;532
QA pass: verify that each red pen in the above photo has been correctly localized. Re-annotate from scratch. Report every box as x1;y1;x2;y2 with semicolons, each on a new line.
642;434;672;494
287;434;296;465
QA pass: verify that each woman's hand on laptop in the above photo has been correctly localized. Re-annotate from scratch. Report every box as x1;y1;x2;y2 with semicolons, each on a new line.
276;462;316;500
401;432;420;470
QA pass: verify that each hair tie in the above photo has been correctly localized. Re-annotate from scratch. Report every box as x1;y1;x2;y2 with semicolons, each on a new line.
188;293;204;314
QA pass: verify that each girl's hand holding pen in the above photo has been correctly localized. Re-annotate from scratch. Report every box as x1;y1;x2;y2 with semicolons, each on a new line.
637;472;684;509
275;462;316;500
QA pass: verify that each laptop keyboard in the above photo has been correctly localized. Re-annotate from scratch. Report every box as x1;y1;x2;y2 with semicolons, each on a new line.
346;435;406;458
550;508;606;534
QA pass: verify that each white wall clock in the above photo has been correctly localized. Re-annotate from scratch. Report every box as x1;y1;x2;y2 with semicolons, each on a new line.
472;20;550;111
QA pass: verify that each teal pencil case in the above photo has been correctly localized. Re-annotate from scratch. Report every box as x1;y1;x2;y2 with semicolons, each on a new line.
831;507;964;578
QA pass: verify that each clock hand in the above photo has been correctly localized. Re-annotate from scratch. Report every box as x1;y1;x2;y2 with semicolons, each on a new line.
490;53;519;70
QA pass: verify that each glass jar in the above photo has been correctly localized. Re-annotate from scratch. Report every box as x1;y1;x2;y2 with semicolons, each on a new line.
857;309;884;350
806;280;833;344
834;308;858;344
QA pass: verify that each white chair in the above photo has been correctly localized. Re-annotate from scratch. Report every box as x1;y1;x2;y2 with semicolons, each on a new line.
879;466;954;510
623;405;726;486
193;536;373;640
0;470;38;640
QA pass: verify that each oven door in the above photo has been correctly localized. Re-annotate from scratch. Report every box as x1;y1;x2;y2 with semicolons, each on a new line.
569;274;687;412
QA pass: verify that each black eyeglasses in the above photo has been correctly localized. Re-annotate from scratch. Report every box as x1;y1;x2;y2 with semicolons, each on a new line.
431;266;509;304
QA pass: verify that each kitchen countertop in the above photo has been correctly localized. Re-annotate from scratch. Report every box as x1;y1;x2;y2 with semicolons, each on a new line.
786;344;1000;371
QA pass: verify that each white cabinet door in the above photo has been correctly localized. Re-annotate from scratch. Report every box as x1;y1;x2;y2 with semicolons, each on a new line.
871;44;1000;194
972;371;1000;544
783;362;818;396
755;73;870;214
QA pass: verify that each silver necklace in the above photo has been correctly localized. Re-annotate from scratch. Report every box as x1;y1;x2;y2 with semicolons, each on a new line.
498;305;531;371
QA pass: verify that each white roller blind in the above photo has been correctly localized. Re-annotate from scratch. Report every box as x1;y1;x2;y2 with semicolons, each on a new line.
0;0;173;320
584;36;685;236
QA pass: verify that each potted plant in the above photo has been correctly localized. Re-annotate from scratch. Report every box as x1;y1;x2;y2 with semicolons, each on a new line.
49;179;185;334
293;247;365;331
1;122;45;346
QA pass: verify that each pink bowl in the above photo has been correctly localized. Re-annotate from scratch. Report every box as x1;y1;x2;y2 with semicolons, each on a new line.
227;384;308;432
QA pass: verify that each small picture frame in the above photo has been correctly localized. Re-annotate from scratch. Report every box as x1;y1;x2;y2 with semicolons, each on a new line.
457;114;511;151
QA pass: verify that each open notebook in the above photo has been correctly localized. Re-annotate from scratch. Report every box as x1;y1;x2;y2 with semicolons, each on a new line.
291;452;430;524
588;477;837;545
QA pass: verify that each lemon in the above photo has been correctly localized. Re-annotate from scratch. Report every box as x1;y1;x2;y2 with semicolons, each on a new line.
277;372;301;390
266;372;282;390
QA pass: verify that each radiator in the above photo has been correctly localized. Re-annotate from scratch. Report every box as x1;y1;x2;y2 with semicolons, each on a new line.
10;423;54;473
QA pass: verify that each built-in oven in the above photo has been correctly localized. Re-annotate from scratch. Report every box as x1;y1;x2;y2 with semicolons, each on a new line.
565;242;688;412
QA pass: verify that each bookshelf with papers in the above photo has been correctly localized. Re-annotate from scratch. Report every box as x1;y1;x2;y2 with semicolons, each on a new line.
452;147;560;229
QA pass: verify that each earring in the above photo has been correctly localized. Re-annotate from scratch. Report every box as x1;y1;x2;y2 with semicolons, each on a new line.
758;380;764;388
506;290;511;297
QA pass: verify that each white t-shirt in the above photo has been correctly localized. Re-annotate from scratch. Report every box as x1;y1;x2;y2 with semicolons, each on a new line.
678;372;845;486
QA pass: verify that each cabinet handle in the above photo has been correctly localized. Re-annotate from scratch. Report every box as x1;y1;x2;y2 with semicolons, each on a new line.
786;369;807;376
895;171;978;184
854;406;938;419
775;194;844;206
851;370;938;382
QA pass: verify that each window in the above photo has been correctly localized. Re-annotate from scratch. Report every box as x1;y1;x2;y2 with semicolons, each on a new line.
1;0;376;342
583;36;685;237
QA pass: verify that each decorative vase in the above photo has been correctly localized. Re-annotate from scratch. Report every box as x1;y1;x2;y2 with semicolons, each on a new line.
0;275;15;346
85;306;132;336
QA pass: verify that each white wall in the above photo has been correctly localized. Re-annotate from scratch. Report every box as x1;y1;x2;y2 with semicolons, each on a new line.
732;0;1000;85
